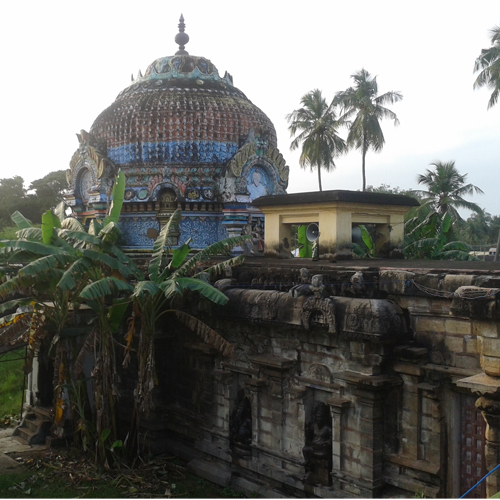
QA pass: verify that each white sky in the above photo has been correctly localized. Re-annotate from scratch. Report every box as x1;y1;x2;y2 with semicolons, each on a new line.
1;1;499;216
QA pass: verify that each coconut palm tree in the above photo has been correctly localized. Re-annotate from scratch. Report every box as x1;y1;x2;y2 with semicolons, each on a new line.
411;161;484;220
334;69;402;191
286;89;347;191
474;25;500;109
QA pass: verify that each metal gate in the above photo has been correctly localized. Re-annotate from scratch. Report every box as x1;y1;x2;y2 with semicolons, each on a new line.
460;393;486;498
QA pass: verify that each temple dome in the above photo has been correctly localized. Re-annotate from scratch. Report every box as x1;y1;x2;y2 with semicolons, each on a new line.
66;16;289;251
89;53;277;166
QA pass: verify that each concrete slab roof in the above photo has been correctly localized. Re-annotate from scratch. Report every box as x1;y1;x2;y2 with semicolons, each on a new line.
251;190;420;208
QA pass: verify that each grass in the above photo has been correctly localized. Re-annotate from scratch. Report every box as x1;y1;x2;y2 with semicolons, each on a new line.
0;348;25;421
0;448;250;498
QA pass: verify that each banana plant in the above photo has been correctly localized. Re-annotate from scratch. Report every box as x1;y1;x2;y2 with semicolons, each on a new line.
404;209;476;260
352;224;375;258
0;171;141;459
81;209;251;419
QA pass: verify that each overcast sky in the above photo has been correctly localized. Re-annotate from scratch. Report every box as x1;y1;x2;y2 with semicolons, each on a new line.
1;1;499;216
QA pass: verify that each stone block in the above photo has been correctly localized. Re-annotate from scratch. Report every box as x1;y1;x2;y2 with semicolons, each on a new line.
344;429;361;447
259;418;273;433
465;336;478;354
344;459;361;478
415;317;445;333
402;409;418;428
444;335;464;353
445;318;471;335
473;321;499;338
258;431;273;449
421;397;438;418
454;355;480;371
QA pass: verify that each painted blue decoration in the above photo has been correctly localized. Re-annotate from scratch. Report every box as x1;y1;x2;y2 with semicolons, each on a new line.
108;140;239;165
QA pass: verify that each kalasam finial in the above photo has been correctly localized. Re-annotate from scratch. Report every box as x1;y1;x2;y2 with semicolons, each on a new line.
175;14;189;55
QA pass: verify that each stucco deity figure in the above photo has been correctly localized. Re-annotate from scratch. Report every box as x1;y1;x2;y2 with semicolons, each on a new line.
303;403;332;484
312;238;319;261
247;169;267;200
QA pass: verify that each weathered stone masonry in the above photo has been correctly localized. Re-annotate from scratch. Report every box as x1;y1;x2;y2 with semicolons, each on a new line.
133;262;500;498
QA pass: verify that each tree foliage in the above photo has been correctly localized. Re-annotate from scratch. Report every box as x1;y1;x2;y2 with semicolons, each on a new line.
286;89;347;191
334;69;402;191
411;161;483;221
0;171;67;230
474;25;500;109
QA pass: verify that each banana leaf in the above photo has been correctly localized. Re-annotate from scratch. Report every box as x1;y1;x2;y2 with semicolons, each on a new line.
131;280;162;298
0;298;33;315
60;217;85;232
167;277;229;305
81;249;138;278
16;227;42;241
53;201;67;225
173;234;251;278
148;210;181;282
11;211;32;229
41;210;59;245
80;277;134;301
103;171;126;227
173;310;233;357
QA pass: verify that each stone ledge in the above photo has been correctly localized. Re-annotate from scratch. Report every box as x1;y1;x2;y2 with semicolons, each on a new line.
248;355;296;370
384;453;440;475
188;458;231;487
456;372;500;396
333;371;400;388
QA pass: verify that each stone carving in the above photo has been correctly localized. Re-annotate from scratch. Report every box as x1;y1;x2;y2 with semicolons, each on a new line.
310;275;329;299
230;393;252;457
303;403;332;485
340;298;405;339
228;142;256;177
306;364;333;384
302;296;336;333
300;268;311;284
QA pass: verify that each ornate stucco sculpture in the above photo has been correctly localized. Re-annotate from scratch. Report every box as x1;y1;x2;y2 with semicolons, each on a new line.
65;15;289;250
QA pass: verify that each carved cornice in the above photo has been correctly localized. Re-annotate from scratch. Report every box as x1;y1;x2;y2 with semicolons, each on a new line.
302;297;336;334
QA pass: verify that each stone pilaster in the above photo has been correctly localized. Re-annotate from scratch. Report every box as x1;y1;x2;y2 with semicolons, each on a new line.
476;397;500;498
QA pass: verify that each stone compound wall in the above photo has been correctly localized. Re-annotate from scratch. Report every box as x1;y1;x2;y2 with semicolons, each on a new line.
144;264;500;498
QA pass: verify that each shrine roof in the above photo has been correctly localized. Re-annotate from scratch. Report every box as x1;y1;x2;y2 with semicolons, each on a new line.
252;190;420;208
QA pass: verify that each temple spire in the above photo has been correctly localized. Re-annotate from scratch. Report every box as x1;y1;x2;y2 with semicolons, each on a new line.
175;14;189;55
